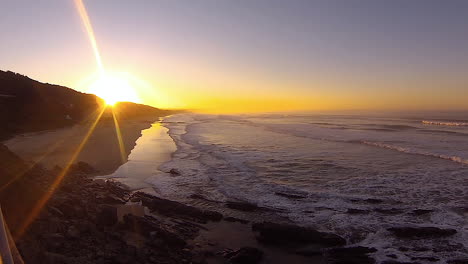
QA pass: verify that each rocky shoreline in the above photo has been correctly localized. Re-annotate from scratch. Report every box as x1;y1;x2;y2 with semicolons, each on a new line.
12;161;378;264
1;142;467;264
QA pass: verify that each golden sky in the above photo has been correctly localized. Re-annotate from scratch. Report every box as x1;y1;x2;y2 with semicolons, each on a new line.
1;0;468;113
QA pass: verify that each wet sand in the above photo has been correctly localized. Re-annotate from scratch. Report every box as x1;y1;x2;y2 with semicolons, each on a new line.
99;122;176;192
3;118;158;175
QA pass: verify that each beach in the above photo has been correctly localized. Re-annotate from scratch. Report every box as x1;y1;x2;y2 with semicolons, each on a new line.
0;118;338;264
4;118;158;175
4;112;468;264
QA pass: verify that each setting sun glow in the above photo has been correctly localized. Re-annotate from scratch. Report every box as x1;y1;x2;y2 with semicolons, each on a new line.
86;72;140;105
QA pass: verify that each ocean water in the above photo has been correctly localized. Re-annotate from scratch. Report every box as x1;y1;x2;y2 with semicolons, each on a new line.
114;112;468;263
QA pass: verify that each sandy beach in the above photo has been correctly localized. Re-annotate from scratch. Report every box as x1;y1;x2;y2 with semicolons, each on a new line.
3;118;158;175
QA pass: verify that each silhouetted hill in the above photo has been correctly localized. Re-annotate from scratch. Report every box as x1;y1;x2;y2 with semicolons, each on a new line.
0;70;173;139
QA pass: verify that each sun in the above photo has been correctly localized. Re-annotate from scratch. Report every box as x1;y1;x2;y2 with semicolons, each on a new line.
86;72;140;106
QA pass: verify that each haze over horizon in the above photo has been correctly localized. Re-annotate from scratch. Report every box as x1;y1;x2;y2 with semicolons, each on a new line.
1;0;468;112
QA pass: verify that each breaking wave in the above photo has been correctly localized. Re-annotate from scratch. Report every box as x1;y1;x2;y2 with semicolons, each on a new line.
422;120;468;126
361;141;468;165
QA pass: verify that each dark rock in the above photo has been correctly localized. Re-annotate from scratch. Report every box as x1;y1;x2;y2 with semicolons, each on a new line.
72;161;97;174
365;198;384;204
135;192;223;223
122;215;186;248
398;247;409;252
382;261;421;264
169;168;181;175
294;244;324;256
224;217;250;224
347;208;369;214
189;193;205;200
387;226;457;239
226;247;263;264
374;208;404;215
42;252;70;264
351;198;383;204
65;225;80;239
48;206;64;217
226;201;260;212
413;247;430;252
96;193;126;204
130;197;141;203
412;209;433;215
411;256;439;262
41;233;66;251
275;192;307;199
447;259;468;264
324;246;377;264
433;242;464;252
96;205;118;226
252;222;346;247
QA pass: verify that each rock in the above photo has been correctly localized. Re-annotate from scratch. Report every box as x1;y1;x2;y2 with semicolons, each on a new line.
42;252;70;264
66;225;80;239
130;197;141;203
96;193;126;204
411;256;439;262
73;161;97;174
252;222;346;247
122;215;186;248
97;205;118;226
387;226;457;239
412;209;433;215
48;206;64;216
294;244;324;256
93;179;107;187
447;259;468;264
169;168;181;175
347;208;369;214
226;247;263;264
41;233;66;251
275;192;307;199
226;201;260;212
374;208;404;215
382;261;421;264
324;246;377;264
224;217;250;224
135;192;223;223
363;198;384;204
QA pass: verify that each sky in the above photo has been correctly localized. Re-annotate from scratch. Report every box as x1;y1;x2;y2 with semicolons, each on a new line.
1;0;468;112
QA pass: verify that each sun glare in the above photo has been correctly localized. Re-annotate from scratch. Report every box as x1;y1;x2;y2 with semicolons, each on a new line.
87;72;141;105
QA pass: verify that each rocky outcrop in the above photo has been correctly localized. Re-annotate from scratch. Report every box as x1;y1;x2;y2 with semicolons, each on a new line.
135;192;223;223
387;226;457;239
323;246;377;264
252;222;346;247
226;201;261;212
226;247;263;264
14;162;195;264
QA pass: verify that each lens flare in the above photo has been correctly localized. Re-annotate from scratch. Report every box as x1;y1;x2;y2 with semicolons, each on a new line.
74;0;103;72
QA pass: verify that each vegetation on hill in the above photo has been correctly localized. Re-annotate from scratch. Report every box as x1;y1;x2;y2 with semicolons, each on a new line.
0;70;173;140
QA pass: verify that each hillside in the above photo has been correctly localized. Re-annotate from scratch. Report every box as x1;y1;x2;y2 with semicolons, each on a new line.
0;70;172;140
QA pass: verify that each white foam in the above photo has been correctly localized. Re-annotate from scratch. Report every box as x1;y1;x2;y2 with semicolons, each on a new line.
422;120;468;126
142;113;468;263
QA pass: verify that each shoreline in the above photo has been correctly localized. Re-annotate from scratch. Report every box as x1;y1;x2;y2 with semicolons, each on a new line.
3;114;465;263
3;117;159;176
0;116;337;263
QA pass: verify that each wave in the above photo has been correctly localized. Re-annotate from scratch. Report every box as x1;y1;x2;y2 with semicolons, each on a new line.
419;129;468;137
422;120;468;126
361;141;468;165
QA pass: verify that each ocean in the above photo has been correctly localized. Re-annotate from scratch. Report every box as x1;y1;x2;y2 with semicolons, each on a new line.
107;112;468;263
